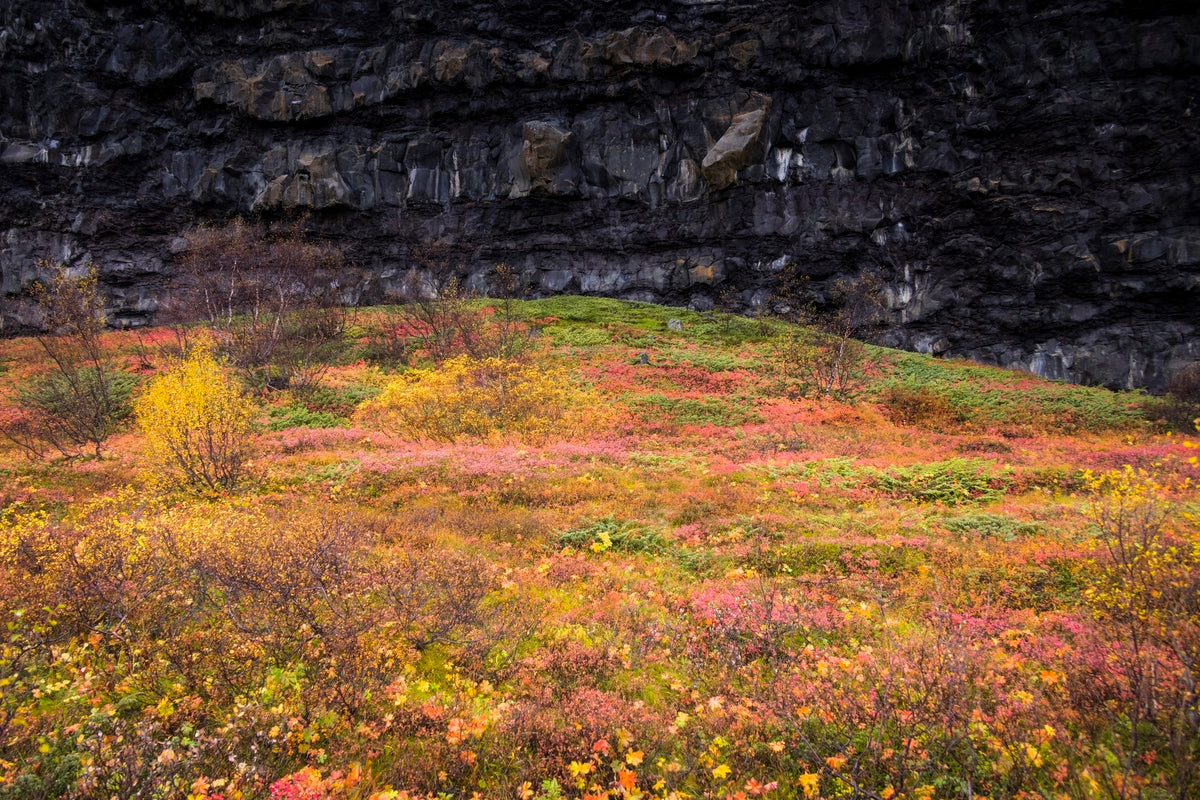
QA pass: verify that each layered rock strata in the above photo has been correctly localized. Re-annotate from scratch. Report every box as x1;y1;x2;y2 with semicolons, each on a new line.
1;0;1198;389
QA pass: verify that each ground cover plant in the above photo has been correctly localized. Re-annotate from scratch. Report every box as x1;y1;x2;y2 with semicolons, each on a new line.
1;293;1198;800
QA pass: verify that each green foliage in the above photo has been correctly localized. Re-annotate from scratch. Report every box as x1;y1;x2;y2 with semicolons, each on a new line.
303;384;381;416
544;324;613;348
518;296;782;346
626;393;762;427
875;458;1011;505
534;777;563;800
267;404;342;431
556;517;669;555
942;513;1042;541
881;353;1147;433
659;346;749;373
0;738;82;800
751;541;928;578
14;368;138;458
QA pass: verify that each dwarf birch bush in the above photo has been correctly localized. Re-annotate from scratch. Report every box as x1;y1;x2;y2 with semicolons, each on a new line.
134;342;256;492
355;354;591;443
1;262;136;459
1083;461;1200;797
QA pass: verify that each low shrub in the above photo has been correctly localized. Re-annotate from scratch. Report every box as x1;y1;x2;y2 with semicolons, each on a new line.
2;262;137;459
134;342;257;492
8;368;138;459
1167;361;1200;404
556;517;669;555
942;512;1042;541
267;405;342;431
1144;361;1200;431
878;384;956;429
625;394;762;427
875;458;1011;505
355;354;593;443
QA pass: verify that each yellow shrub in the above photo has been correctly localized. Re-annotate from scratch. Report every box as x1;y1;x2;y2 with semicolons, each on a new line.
356;354;591;442
134;342;256;491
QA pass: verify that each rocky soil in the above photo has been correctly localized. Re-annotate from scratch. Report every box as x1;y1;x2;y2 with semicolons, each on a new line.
1;0;1198;389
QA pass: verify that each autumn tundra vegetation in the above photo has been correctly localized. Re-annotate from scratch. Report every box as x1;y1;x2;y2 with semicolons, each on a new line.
1;226;1198;800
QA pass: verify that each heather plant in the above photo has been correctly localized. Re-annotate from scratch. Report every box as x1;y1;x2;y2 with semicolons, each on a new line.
877;384;956;430
134;341;257;492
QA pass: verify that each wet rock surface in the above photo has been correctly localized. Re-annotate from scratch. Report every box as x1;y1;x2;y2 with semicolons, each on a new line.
1;0;1198;389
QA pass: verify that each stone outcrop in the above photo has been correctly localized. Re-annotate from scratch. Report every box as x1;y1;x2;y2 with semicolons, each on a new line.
1;0;1198;390
702;94;772;190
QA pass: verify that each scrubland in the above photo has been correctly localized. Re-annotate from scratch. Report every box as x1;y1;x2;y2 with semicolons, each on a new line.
1;296;1197;800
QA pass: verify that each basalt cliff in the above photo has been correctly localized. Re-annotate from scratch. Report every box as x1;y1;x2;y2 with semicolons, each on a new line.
1;0;1198;389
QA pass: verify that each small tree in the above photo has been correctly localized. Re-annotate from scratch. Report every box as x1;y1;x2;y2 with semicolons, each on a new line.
134;341;256;492
778;270;887;401
485;262;531;360
1157;361;1200;431
399;238;491;362
2;262;135;458
169;219;351;392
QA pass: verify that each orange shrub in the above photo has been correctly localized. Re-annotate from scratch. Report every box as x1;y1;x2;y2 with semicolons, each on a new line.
878;384;957;430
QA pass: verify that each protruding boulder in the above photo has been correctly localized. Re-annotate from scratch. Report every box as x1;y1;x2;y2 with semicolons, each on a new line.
601;27;699;68
514;121;575;196
701;94;773;190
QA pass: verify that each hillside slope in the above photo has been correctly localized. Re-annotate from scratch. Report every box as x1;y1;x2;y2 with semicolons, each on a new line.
1;297;1197;797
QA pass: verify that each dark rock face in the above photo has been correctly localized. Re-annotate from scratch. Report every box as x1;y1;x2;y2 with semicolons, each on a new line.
1;0;1198;390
